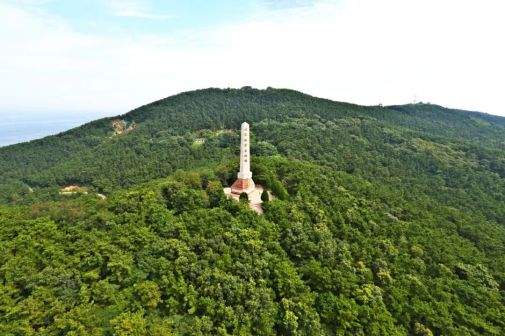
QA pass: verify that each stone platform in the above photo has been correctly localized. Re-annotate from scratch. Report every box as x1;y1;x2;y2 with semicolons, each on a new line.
224;184;270;214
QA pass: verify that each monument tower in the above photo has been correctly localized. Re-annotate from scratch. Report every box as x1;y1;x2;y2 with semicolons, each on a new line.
231;122;255;194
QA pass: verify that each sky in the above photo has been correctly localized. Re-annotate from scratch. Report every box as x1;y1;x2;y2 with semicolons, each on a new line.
0;0;504;118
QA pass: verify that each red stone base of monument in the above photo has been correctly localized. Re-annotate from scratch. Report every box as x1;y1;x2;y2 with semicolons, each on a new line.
231;178;255;194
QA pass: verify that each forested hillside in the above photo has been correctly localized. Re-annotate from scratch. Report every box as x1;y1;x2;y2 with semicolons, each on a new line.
1;87;505;335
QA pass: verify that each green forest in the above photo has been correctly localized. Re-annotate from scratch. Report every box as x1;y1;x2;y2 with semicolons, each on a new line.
0;87;504;335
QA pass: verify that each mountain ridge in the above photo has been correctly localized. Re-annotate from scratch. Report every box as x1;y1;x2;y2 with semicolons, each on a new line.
1;87;505;206
2;87;504;150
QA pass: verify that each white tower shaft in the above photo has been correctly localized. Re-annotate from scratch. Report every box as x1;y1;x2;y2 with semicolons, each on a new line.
238;122;252;179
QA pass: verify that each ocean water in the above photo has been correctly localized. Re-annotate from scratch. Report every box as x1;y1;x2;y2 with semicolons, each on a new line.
0;114;104;148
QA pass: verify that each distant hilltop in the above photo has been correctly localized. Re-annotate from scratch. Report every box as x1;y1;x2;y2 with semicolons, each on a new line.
0;86;504;204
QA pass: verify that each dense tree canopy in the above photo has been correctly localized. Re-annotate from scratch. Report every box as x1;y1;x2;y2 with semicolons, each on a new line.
0;87;505;334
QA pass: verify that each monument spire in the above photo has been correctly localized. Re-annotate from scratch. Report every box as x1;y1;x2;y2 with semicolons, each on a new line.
231;122;255;194
238;122;252;180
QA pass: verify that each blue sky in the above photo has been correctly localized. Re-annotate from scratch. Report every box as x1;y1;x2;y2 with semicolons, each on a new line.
39;1;256;34
0;0;504;117
11;1;313;35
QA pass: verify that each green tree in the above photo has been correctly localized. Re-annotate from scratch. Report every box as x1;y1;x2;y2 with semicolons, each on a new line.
111;311;148;336
239;192;249;203
271;179;289;200
261;189;269;203
135;281;162;309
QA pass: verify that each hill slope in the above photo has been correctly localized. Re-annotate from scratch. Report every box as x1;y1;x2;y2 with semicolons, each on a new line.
1;87;505;208
0;87;505;335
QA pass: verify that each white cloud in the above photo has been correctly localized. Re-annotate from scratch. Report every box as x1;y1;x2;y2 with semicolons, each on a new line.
265;0;320;10
105;0;171;19
0;0;504;117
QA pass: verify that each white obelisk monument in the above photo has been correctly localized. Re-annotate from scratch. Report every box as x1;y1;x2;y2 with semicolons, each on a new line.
231;122;255;194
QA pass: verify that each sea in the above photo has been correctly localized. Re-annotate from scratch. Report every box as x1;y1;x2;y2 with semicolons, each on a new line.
0;113;107;148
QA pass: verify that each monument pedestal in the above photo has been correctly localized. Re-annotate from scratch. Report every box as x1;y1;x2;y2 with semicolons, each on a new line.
223;121;268;214
231;178;255;194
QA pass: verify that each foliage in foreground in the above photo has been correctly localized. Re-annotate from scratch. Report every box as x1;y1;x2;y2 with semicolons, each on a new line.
1;159;504;335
